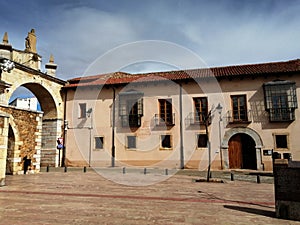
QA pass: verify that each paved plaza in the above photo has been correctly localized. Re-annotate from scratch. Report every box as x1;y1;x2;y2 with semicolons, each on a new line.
0;168;299;225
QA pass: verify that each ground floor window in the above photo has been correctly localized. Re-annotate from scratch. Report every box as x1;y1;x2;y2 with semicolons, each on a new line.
95;136;104;149
197;134;208;148
127;136;136;149
274;134;288;150
161;135;172;149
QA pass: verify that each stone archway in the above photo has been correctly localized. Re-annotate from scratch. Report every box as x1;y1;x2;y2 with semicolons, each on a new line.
221;127;263;170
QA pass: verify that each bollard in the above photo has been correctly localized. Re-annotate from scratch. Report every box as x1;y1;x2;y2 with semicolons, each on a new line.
123;167;126;174
165;168;168;176
46;165;50;172
230;172;234;181
257;175;261;184
144;168;147;175
83;166;87;173
64;166;67;173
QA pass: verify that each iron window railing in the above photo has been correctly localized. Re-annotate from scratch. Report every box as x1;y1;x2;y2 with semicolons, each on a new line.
268;108;295;122
120;114;142;127
227;110;252;123
186;112;211;126
154;113;175;126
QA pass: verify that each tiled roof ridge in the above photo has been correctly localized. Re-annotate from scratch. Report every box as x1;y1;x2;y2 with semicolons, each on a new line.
65;59;300;87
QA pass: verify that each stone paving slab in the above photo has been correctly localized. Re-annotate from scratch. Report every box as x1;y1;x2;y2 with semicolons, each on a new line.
0;169;299;225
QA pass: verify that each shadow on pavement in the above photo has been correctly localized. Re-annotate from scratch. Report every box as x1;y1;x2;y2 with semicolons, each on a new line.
224;205;275;218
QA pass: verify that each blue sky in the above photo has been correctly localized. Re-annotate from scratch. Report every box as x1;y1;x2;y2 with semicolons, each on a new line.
1;0;300;80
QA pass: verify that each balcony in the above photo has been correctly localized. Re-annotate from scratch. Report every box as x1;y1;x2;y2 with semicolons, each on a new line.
120;114;142;127
227;110;252;124
268;108;295;122
186;112;211;126
154;113;175;126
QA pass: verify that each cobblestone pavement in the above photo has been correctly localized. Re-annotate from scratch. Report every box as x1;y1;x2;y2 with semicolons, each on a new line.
0;168;299;225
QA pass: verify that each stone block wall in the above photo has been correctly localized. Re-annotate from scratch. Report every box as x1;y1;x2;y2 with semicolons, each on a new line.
40;119;63;167
0;105;43;174
273;158;300;221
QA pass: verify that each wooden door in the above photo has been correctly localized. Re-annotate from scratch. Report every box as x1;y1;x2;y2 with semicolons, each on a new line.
228;134;243;169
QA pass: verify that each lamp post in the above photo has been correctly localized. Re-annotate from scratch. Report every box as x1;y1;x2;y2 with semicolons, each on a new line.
204;110;212;182
86;108;93;167
216;103;223;170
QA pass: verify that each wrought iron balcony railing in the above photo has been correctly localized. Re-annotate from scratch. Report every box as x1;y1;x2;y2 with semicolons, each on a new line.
268;108;295;122
227;110;252;124
120;114;142;127
186;112;211;126
154;113;175;126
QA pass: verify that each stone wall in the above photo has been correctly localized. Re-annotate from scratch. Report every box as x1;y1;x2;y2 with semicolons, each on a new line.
273;157;300;221
0;105;43;174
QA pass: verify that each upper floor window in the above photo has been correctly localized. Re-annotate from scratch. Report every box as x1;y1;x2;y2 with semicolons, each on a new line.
119;91;143;127
79;103;86;118
193;97;208;123
156;99;174;126
263;80;297;122
230;95;248;122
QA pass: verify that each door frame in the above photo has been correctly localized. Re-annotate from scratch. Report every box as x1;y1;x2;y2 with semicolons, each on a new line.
221;127;263;170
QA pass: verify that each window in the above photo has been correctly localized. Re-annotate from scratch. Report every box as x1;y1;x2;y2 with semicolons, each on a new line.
157;99;174;126
161;135;172;149
231;95;248;122
95;136;104;149
263;80;298;122
275;134;288;149
193;97;208;123
197;134;208;148
79;103;86;118
119;91;143;127
127;136;136;149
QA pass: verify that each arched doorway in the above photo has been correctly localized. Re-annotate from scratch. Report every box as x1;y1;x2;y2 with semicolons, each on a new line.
228;133;257;169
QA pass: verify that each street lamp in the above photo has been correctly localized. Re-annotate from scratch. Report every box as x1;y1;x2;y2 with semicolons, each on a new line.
204;109;212;182
86;108;93;167
216;103;223;170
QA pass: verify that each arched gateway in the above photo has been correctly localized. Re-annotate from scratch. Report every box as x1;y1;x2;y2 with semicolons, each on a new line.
221;127;264;170
0;30;65;185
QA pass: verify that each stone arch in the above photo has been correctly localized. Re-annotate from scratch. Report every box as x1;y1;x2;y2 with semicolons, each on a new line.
221;127;264;170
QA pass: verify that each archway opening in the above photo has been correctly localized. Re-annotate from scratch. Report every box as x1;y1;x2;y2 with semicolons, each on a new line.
6;125;15;175
228;133;257;170
9;86;41;111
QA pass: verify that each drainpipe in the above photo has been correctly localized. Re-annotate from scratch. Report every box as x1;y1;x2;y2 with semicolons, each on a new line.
111;87;116;167
179;83;184;169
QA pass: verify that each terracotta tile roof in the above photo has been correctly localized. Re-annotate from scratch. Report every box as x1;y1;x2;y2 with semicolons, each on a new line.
65;59;300;88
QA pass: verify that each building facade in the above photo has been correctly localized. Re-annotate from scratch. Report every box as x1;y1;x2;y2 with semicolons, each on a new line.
63;59;300;171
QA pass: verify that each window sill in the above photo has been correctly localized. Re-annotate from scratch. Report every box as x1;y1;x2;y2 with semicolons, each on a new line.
159;147;173;151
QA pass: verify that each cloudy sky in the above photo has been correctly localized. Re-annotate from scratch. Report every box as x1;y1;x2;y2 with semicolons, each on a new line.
1;0;300;80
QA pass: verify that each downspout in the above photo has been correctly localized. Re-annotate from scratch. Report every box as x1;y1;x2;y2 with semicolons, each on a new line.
111;87;116;167
179;83;184;169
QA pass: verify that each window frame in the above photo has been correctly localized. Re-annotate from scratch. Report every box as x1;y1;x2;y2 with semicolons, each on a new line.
273;133;289;151
160;134;172;150
127;135;137;149
230;95;248;122
94;136;104;150
193;97;208;123
196;133;208;149
79;103;87;119
158;99;174;126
